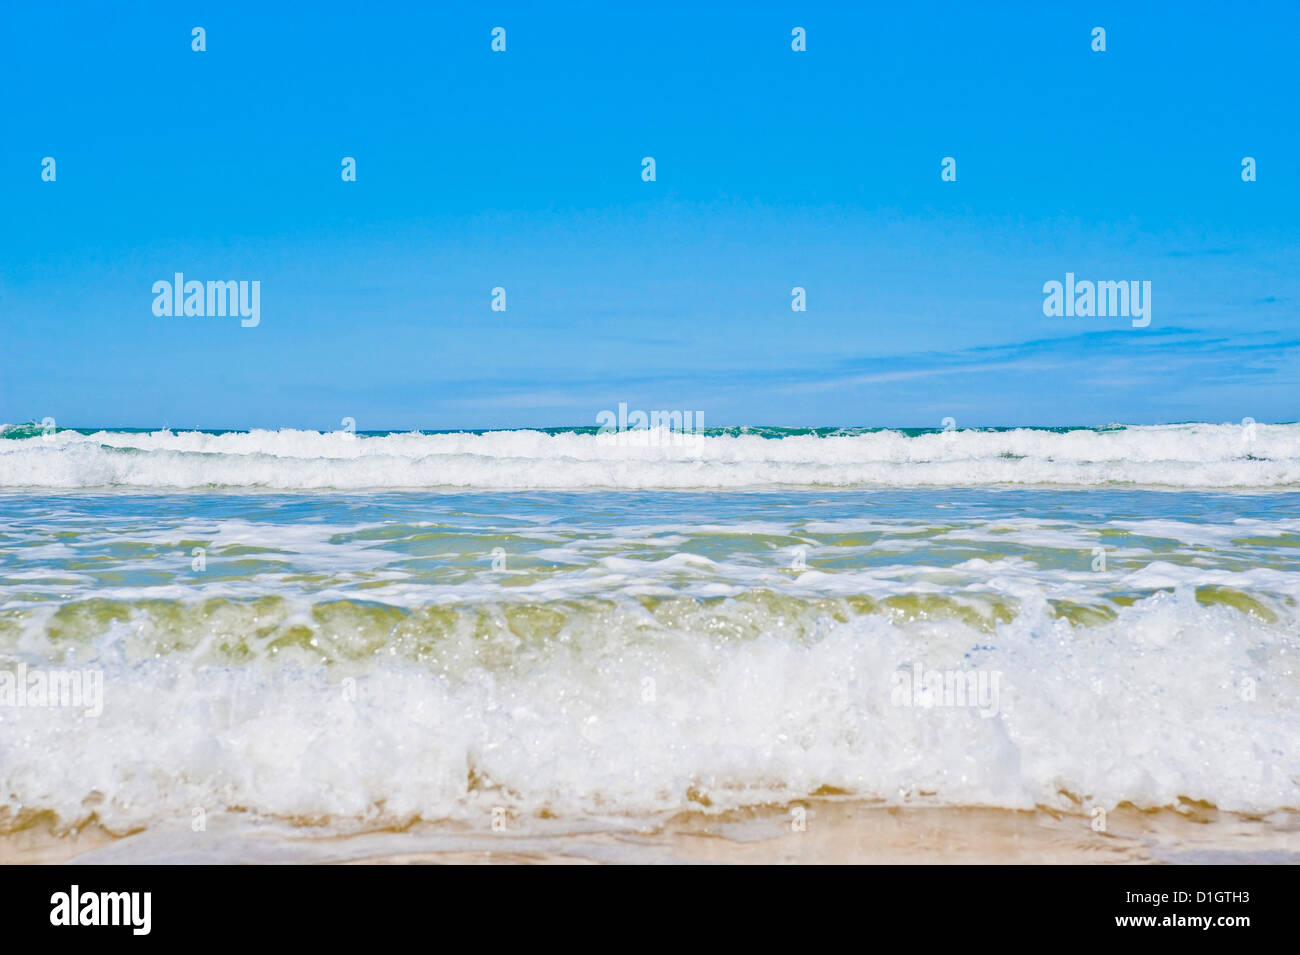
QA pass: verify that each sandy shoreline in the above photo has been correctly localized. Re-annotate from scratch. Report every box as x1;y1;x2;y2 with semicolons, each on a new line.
4;801;1298;865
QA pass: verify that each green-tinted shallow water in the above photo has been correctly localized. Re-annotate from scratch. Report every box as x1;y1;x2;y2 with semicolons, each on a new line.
1;481;1298;832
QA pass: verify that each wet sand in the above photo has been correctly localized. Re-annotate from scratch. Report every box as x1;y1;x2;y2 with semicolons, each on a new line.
5;801;1299;865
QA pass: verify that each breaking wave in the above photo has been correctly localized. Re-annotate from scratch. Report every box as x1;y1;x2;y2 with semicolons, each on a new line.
1;422;1297;490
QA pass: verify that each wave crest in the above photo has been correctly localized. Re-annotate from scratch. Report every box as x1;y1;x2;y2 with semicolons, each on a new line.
1;423;1297;489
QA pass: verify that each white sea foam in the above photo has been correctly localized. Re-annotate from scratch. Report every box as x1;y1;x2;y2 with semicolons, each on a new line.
2;478;1295;832
1;423;1297;489
0;590;1295;831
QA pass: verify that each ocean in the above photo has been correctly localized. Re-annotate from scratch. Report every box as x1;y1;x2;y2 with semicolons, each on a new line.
1;423;1297;856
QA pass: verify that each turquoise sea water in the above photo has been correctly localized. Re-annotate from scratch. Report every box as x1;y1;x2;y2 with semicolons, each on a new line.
1;425;1297;833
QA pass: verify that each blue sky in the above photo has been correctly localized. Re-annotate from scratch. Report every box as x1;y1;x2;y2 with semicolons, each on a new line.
2;1;1297;429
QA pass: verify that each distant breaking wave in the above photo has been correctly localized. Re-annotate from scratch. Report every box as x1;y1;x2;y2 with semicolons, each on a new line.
1;423;1297;490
